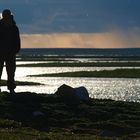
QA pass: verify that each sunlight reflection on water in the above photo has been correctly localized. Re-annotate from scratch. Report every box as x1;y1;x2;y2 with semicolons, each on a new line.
1;67;140;102
0;67;125;78
2;66;140;78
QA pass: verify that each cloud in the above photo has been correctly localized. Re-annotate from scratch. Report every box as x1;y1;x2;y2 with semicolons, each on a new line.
0;1;140;48
0;0;140;33
19;0;140;33
21;29;140;48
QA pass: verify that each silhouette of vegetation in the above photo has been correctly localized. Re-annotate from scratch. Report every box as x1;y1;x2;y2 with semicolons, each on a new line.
0;92;139;139
1;80;42;86
29;69;140;78
18;62;140;67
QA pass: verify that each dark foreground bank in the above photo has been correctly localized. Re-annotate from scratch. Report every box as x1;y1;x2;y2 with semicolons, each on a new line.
0;92;140;140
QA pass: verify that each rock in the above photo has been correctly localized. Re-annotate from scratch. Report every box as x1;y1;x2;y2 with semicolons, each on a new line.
55;84;89;106
75;86;90;101
55;84;80;106
55;84;76;97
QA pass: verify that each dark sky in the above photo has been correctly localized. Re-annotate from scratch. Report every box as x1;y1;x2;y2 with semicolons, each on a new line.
0;0;140;33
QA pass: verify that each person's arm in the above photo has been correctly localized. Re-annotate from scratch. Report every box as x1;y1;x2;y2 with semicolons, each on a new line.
14;26;21;53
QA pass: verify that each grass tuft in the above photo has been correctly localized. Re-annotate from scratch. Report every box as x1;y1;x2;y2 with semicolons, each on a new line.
0;92;139;139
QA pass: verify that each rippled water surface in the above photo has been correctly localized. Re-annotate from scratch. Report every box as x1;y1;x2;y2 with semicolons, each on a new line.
1;65;140;102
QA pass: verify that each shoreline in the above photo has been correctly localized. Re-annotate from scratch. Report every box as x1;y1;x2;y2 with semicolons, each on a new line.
18;62;140;67
28;69;140;78
0;80;42;86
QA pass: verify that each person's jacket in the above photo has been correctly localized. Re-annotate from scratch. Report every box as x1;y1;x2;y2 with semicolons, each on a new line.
0;20;20;56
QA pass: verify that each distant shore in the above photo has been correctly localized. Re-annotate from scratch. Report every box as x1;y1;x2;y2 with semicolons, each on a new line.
28;69;140;78
18;61;140;67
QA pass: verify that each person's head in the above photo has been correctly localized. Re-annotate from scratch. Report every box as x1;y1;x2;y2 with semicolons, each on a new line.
2;9;16;25
2;9;11;20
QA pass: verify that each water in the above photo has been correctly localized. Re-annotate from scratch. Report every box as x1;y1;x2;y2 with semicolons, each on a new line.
1;48;140;102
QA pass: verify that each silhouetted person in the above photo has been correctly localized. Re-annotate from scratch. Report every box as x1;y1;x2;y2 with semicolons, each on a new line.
0;9;20;93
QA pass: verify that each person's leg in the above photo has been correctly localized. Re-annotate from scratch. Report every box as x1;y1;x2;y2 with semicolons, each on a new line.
5;55;16;93
0;57;4;92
